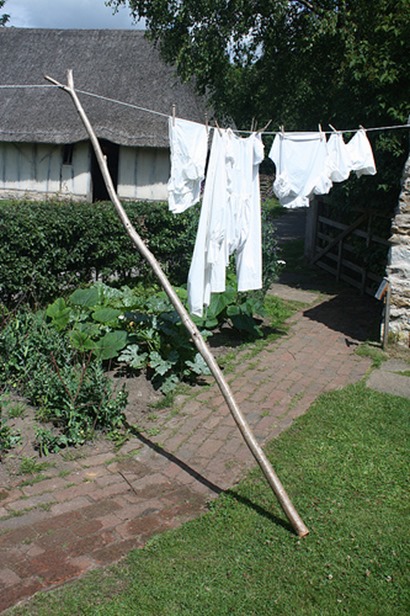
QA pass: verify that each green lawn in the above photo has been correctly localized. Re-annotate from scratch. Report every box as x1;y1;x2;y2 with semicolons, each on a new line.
8;383;409;616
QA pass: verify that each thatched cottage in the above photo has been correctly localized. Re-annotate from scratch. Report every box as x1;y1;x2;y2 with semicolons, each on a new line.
0;28;207;202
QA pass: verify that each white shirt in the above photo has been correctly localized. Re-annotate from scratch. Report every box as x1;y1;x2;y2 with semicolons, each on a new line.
167;117;208;213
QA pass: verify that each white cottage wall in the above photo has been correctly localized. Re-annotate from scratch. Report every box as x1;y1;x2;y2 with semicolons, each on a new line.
0;142;170;202
118;146;169;201
0;142;90;201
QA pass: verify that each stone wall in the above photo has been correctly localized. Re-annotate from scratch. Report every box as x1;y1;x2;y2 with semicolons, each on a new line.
386;150;410;345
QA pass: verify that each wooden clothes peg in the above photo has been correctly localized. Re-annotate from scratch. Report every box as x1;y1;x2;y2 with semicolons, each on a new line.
258;119;272;133
214;119;223;136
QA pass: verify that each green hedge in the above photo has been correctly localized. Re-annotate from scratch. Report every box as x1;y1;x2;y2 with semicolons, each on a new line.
0;199;279;308
0;200;200;306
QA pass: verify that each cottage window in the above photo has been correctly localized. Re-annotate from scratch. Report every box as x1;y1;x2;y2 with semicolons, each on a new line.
62;144;74;165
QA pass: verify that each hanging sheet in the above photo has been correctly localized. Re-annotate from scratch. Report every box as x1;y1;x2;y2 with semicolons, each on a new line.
188;129;264;317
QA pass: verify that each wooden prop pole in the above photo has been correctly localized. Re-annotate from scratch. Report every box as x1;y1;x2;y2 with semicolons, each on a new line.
45;71;309;537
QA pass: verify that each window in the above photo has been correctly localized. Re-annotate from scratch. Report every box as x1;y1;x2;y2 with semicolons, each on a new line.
62;144;74;165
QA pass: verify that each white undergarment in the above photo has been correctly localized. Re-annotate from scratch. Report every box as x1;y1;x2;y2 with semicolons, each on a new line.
269;132;332;208
188;129;264;317
346;129;377;177
167;117;208;213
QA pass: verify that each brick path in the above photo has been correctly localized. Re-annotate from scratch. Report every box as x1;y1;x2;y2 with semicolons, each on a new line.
0;288;380;612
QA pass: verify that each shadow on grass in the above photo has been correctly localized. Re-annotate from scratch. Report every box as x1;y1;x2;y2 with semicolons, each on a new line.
127;425;293;535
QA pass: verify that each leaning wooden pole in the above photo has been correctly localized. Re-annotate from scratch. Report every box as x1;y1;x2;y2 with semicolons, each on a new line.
45;71;309;537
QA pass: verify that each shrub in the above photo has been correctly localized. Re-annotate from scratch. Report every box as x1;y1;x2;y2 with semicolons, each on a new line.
0;200;200;307
0;309;128;452
0;199;280;307
0;398;21;457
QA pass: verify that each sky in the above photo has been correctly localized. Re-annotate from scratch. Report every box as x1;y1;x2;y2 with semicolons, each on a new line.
5;0;141;29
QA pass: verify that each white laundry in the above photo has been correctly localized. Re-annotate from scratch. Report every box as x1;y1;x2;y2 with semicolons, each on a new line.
268;132;332;208
346;128;377;177
167;117;208;213
325;132;352;182
187;129;264;317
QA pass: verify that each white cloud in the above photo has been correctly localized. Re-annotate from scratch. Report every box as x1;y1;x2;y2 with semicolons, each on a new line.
6;0;140;29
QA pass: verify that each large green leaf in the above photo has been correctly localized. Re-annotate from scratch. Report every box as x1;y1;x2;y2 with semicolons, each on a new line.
207;290;235;319
185;353;211;376
69;287;100;308
69;329;97;353
149;351;173;376
46;298;71;330
92;307;123;324
229;313;262;337
95;331;128;360
118;344;148;370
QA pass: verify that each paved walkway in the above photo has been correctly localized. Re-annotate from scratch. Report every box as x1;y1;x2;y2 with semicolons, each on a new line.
0;282;382;612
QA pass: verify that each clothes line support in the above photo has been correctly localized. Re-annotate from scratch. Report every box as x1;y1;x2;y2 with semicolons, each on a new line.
45;70;309;538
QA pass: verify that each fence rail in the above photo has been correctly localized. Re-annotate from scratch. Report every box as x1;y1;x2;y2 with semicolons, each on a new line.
307;202;390;295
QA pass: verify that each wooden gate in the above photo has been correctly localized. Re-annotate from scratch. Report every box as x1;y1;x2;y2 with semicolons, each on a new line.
305;199;390;295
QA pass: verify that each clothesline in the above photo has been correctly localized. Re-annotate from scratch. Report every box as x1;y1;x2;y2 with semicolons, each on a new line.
1;83;409;136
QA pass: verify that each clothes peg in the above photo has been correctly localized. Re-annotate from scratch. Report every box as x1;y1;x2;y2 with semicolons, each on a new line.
258;119;272;133
318;123;326;140
280;125;285;135
214;119;223;136
172;104;176;126
329;123;338;132
250;117;259;132
205;111;209;134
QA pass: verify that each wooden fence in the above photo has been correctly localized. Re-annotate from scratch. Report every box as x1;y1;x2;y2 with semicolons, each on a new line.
305;199;390;296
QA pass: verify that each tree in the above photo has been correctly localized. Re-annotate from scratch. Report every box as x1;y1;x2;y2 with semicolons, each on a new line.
108;1;409;125
109;1;410;214
0;0;9;26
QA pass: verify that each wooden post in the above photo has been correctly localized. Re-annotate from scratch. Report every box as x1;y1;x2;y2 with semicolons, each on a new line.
336;240;342;282
382;282;391;350
45;71;309;538
304;198;318;260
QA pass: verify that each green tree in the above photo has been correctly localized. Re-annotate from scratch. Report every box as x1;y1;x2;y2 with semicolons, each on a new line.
0;0;9;26
108;1;409;126
109;0;409;214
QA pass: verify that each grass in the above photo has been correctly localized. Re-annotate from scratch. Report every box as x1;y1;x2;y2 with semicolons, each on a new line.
8;382;409;616
356;343;389;368
18;457;53;475
0;393;27;419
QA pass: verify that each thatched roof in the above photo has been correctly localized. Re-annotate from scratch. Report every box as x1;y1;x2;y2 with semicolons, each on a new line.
0;28;208;147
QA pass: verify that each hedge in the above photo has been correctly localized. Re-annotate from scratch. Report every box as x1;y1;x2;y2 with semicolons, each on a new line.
0;200;200;306
0;199;279;308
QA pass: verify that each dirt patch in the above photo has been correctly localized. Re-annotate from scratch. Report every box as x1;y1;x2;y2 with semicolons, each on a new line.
0;326;244;488
0;374;162;485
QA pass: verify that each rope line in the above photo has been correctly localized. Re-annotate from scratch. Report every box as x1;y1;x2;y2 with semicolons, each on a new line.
0;83;409;135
